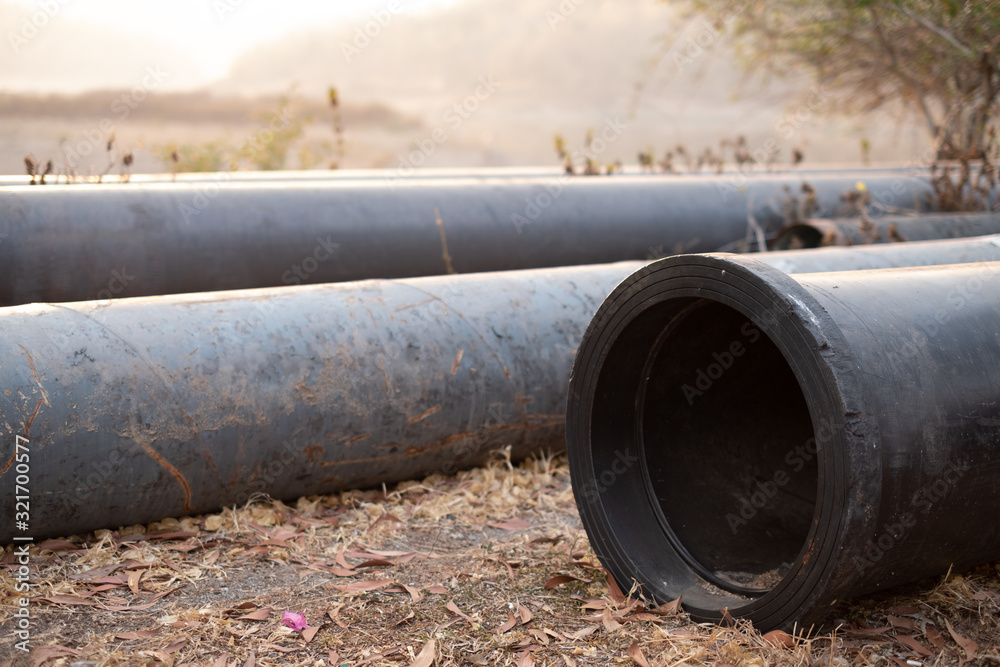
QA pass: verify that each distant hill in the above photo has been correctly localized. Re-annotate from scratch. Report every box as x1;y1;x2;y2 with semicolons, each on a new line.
0;0;931;172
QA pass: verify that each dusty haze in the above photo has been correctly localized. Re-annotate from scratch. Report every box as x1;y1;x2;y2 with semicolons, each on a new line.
0;0;930;175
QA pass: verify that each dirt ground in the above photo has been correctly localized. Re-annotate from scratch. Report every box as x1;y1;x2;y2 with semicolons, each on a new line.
2;453;998;667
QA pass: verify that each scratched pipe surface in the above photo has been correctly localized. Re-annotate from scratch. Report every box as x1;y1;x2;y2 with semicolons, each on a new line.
0;173;936;306
0;262;645;542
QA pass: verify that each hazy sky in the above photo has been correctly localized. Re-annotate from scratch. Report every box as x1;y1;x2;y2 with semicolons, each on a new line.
3;0;467;87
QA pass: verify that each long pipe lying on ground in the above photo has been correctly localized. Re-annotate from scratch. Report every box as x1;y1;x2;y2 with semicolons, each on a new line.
0;163;958;187
756;233;1000;273
0;173;936;306
772;211;1000;249
567;254;1000;630
0;262;643;543
5;232;1000;543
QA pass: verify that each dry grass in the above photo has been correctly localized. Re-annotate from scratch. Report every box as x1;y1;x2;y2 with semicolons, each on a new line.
1;453;998;667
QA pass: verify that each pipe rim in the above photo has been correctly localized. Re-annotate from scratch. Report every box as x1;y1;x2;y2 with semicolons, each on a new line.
567;253;880;630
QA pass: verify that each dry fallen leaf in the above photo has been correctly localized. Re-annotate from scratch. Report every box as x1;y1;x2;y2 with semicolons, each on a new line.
605;572;626;605
602;607;623;633
497;612;517;634
302;625;320;642
627;642;651;667
425;585;449;595
762;629;795;648
40;595;97;607
516;651;535;667
238;607;272;621
28;644;81;667
517;602;534;624
649;596;682;616
889;605;921;615
337;579;394;595
36;539;77;552
945;619;978;664
446;600;474;625
114;629;161;640
402;583;423;603
896;634;932;657
543;574;581;589
888;614;916;632
528;629;550;645
566;625;599;640
127;569;144;595
490;519;532;531
409;639;436;667
924;625;945;650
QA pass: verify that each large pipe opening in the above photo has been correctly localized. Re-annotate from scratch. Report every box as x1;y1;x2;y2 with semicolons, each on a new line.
638;300;818;595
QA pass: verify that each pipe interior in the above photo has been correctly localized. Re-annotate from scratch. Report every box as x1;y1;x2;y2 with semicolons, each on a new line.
639;300;817;591
774;225;823;250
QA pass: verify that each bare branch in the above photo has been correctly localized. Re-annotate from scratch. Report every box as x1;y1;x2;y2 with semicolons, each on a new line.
879;2;973;57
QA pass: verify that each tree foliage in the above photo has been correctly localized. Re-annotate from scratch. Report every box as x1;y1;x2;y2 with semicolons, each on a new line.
672;0;1000;159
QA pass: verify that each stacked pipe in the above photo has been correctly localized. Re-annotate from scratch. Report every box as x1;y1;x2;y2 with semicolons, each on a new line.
566;253;1000;631
3;163;1000;632
4;236;1000;544
0;172;938;306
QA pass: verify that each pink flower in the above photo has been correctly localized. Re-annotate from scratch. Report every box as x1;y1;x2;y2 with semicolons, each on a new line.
282;610;309;631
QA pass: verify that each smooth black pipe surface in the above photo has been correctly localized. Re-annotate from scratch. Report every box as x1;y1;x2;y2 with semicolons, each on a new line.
567;254;1000;630
755;233;1000;273
0;174;934;306
772;212;1000;249
0;262;646;543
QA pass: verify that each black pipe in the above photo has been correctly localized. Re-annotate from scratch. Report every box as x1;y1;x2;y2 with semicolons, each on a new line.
566;254;1000;631
755;233;1000;273
5;233;996;544
771;212;1000;249
0;174;934;306
0;262;644;543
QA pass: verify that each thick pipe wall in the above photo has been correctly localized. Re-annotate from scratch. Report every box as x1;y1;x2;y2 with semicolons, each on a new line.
566;254;1000;630
0;174;934;306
